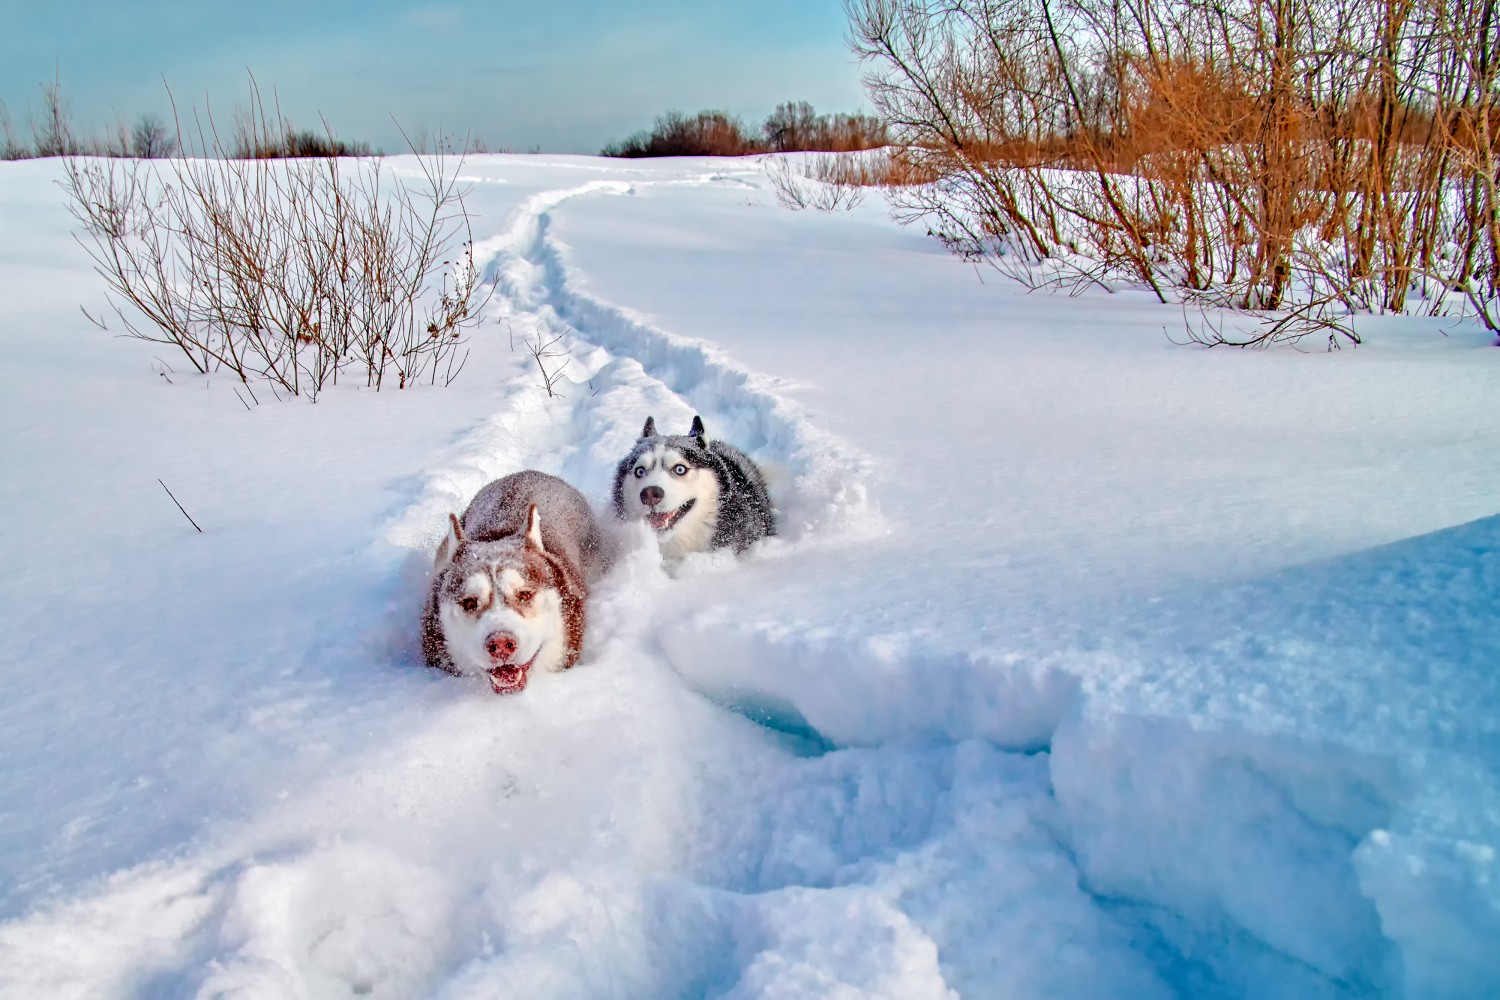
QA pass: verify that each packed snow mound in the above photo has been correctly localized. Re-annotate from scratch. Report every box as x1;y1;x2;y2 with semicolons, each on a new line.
1058;514;1500;999
660;511;1500;998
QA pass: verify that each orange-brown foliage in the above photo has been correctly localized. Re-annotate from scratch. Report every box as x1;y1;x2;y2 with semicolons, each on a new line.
850;0;1500;345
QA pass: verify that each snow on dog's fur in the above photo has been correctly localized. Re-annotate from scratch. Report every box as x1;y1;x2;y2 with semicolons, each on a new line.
612;415;775;559
422;470;606;694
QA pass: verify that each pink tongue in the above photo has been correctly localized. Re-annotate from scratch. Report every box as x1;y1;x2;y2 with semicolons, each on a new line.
648;511;674;531
490;666;526;693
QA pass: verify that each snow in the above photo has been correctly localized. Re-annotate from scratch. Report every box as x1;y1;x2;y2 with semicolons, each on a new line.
0;151;1497;999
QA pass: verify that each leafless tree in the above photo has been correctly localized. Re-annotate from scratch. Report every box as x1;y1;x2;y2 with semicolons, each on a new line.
129;114;177;158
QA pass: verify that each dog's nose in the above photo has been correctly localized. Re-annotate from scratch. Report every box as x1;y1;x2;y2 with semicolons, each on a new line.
641;486;665;507
485;631;519;661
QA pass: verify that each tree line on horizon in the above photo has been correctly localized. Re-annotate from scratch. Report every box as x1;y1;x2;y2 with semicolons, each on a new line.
600;102;887;157
1;80;379;161
2;80;885;162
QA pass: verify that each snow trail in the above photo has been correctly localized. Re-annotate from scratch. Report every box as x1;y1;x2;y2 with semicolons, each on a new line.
382;171;895;740
491;174;877;539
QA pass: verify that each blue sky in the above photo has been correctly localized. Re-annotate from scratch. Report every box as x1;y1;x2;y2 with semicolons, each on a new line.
0;0;869;153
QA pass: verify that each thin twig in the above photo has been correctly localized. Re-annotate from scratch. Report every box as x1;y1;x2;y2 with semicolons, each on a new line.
157;479;203;532
80;305;108;330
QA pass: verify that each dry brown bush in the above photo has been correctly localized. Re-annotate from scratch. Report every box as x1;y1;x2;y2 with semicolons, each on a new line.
602;110;764;157
1;76;377;161
764;148;939;210
848;0;1500;347
763;101;889;152
0;102;25;161
62;85;484;399
765;154;869;211
228;97;374;158
603;103;892;159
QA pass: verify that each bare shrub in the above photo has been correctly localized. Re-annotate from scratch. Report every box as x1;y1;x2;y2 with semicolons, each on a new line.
763;101;888;152
0;77;304;161
30;77;80;158
230;124;374;159
848;0;1500;347
90;114;180;160
603;103;894;159
604;104;892;158
764;152;872;210
62;85;484;399
766;147;943;210
0;101;26;160
129;114;178;159
409;128;500;155
602;110;765;157
227;93;375;158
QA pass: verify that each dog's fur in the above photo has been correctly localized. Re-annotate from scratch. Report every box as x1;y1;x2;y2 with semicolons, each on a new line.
422;470;606;694
612;415;775;559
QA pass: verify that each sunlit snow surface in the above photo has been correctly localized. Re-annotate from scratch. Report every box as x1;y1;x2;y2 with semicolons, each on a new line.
0;154;1495;999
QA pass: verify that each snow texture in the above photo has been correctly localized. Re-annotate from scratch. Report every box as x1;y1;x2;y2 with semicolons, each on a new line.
0;152;1496;999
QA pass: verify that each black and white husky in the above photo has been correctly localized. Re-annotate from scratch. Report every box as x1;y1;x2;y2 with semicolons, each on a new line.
421;470;607;694
612;415;775;559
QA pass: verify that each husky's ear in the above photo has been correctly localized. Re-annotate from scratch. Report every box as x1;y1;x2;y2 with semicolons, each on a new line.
435;512;464;569
524;503;546;552
641;416;657;439
689;415;707;443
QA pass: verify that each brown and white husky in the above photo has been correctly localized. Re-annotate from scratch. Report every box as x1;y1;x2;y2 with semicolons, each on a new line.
421;470;607;694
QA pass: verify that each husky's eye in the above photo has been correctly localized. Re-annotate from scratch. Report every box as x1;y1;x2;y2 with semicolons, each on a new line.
634;465;646;478
515;589;534;605
459;596;479;613
672;464;688;476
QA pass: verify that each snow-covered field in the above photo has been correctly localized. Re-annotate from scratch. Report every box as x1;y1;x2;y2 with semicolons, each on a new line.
0;153;1496;999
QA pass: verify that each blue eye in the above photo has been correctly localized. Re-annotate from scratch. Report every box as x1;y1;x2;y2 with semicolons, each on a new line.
672;464;688;476
634;466;646;478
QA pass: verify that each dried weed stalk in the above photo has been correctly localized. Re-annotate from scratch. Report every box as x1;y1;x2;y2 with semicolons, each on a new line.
526;332;571;398
764;153;868;210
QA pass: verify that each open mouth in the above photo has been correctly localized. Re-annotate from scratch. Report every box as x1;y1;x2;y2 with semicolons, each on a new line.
647;499;695;534
486;650;538;695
